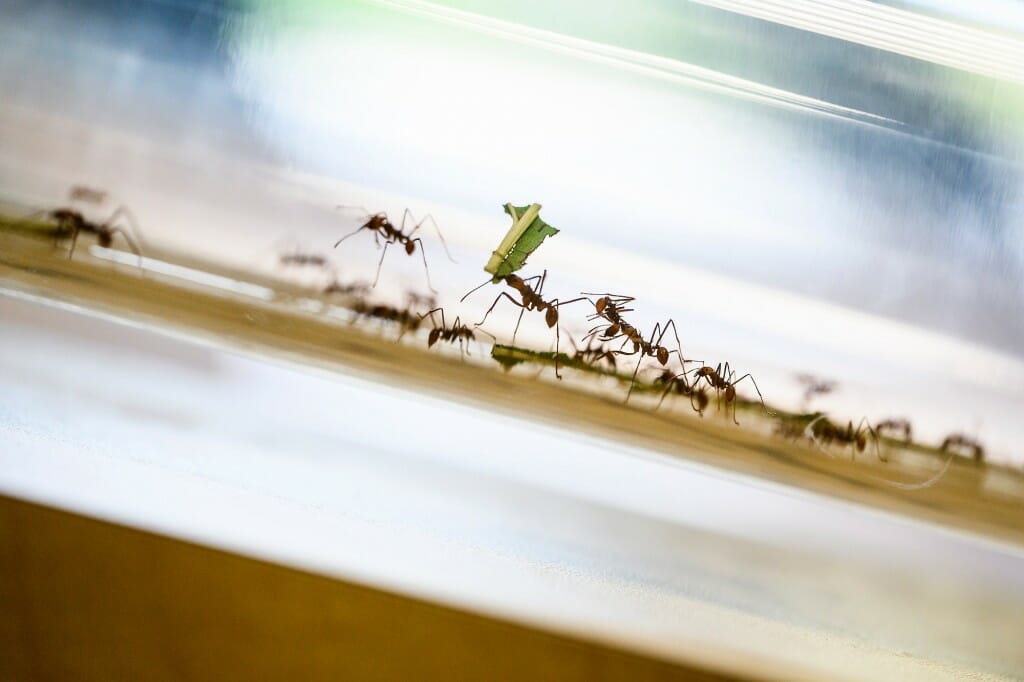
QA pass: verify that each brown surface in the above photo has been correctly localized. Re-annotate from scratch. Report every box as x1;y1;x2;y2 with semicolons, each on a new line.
0;494;744;681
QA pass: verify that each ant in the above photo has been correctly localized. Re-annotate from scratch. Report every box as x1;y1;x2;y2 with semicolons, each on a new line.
650;368;714;417
690;362;768;425
422;307;494;358
805;415;882;461
333;207;454;293
461;270;585;378
568;337;618;372
280;252;332;269
940;433;985;463
404;291;437;312
69;186;108;204
795;373;837;411
323;278;370;298
875;418;913;444
582;293;690;400
44;206;142;263
352;299;423;340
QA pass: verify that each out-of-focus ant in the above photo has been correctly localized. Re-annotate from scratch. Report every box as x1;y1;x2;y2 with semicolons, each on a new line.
691;362;768;425
280;252;332;269
940;433;985;463
333;207;455;293
69;186;108;204
875;418;913;444
44;206;143;263
568;337;618;372
404;291;437;312
352;299;423;340
323;278;370;298
422;307;494;357
651;368;713;416
805;415;882;461
795;373;837;411
461;270;585;378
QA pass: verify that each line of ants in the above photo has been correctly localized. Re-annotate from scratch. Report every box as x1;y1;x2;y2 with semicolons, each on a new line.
24;192;990;463
25;193;773;426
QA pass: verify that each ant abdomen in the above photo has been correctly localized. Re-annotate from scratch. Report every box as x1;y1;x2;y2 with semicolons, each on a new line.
545;307;558;327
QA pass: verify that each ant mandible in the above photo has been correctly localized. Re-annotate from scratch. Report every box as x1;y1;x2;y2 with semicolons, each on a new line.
333;207;455;293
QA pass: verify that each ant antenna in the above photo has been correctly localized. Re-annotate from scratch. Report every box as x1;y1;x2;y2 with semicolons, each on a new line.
460;278;493;303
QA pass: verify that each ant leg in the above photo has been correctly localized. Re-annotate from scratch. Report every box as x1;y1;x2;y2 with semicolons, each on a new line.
553;296;588;310
372;241;392;288
554;320;563;380
655;378;680;411
105;226;143;268
511;307;526;345
405;210;457;264
474;326;497;344
657;318;686;365
535;269;548;298
802;414;836;458
625;355;644;403
420;306;446;330
410;238;437;294
67;224;81;259
476;292;525;327
857;417;886;462
334;226;366;248
730;373;772;416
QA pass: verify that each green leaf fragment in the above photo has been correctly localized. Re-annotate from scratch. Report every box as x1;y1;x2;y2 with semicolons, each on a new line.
484;203;559;280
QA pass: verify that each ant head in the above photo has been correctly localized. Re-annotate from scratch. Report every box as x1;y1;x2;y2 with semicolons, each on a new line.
98;233;113;247
656;347;669;365
545;307;558;328
596;297;609;314
856;433;867;451
428;328;441;347
694;390;709;413
725;385;736;403
404;241;416;255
